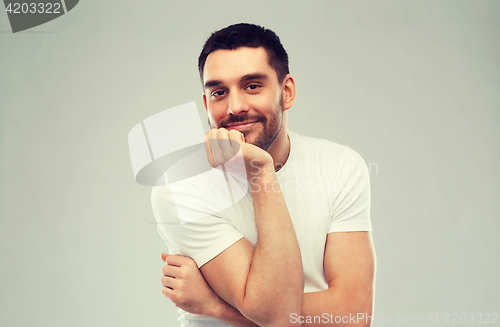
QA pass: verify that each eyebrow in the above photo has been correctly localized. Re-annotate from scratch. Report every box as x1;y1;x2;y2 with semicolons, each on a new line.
204;80;223;89
204;73;269;89
240;73;269;82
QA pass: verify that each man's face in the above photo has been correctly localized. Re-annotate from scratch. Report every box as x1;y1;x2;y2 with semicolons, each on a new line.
202;47;285;151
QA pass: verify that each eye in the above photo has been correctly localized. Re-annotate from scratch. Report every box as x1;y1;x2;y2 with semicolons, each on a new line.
211;90;227;98
246;84;261;91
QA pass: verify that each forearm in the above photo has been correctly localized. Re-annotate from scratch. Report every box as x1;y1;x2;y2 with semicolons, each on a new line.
210;299;259;327
242;165;304;325
209;285;373;327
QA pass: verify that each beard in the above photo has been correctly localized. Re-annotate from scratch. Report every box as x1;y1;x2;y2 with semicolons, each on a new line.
208;94;284;151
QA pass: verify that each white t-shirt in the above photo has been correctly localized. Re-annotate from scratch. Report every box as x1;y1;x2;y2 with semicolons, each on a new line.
151;130;372;326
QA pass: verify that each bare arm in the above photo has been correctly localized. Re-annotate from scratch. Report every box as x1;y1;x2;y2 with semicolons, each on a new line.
162;231;375;327
161;254;259;327
162;128;304;327
201;167;304;326
301;231;376;327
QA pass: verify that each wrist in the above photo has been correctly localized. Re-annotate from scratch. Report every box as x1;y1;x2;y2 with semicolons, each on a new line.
246;154;273;175
248;163;278;193
207;297;227;320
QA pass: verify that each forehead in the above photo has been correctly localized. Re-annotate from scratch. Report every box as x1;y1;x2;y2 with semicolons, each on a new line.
203;47;277;84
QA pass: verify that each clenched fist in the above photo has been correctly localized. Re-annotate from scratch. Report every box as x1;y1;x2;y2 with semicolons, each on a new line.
161;253;222;316
203;128;274;179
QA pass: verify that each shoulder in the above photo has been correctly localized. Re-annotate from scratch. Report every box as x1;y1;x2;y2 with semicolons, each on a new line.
290;131;366;165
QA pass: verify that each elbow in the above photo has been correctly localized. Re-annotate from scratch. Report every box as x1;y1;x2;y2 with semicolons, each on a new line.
236;278;304;326
239;301;302;327
256;315;301;327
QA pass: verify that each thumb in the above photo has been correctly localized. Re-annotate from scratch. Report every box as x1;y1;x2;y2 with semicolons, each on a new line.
160;253;168;262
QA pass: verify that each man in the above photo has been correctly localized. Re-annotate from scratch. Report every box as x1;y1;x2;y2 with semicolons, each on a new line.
152;23;375;327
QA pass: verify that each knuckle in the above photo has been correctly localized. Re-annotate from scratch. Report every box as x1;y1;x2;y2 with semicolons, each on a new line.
217;128;227;138
177;280;186;292
186;258;196;268
178;270;187;279
229;131;239;142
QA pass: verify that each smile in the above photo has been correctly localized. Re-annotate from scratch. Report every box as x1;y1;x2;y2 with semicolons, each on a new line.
226;121;258;131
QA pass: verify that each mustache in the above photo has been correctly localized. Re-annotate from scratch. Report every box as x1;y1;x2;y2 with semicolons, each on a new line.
219;114;267;127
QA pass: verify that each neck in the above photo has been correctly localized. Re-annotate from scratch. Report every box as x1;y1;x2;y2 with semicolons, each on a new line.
267;124;290;172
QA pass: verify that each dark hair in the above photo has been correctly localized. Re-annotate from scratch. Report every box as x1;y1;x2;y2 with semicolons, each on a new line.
198;23;289;83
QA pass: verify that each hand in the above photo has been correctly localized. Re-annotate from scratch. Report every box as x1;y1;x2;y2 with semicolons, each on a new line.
203;128;273;179
160;253;223;317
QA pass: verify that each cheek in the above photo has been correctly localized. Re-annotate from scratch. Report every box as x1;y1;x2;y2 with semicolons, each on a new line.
254;93;280;113
206;105;224;126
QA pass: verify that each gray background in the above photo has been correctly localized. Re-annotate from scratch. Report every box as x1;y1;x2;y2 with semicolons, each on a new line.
1;1;499;326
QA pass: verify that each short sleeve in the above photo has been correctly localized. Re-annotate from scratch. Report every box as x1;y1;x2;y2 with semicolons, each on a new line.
328;147;372;233
151;180;244;268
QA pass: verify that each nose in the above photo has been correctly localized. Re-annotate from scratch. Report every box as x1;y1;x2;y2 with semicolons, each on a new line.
227;91;249;115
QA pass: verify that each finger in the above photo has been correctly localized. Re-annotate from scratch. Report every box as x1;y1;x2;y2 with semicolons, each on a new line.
227;130;244;161
164;254;185;267
161;275;177;289
204;131;216;167
216;128;234;162
162;264;180;277
162;285;175;299
209;129;225;167
161;253;181;264
228;129;245;146
202;133;214;167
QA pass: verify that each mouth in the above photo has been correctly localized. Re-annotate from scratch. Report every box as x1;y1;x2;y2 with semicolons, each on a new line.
225;121;259;131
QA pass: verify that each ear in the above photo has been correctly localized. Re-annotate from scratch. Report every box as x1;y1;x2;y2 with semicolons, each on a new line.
282;74;296;111
202;92;208;112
